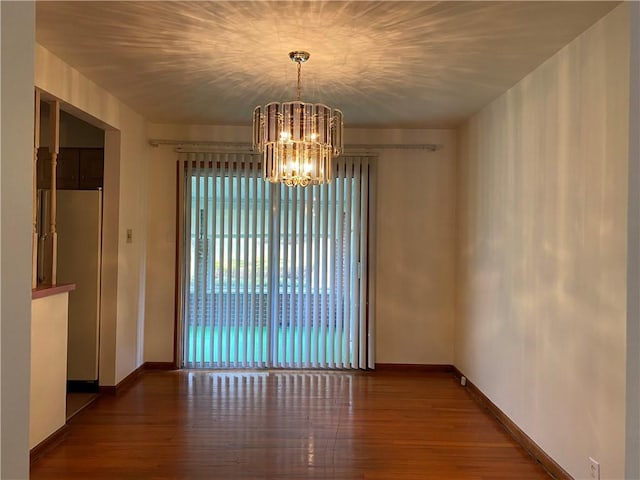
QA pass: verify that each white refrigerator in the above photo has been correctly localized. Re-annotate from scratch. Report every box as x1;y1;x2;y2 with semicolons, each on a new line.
55;189;103;384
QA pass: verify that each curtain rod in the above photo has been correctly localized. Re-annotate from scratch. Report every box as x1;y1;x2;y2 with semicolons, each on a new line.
148;139;441;151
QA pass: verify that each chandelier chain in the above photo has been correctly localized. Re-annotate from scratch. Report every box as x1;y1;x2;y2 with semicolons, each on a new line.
296;61;302;101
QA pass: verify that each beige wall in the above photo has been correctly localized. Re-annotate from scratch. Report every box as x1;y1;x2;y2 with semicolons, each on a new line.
144;125;457;366
113;113;148;383
35;44;150;385
456;5;629;479
626;4;640;478
348;128;457;365
30;294;68;448
1;3;34;478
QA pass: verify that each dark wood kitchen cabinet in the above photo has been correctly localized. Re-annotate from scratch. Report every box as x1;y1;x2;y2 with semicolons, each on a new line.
37;147;103;190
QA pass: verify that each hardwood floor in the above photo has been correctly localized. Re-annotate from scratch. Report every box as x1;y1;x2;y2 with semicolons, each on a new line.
31;370;551;480
66;393;98;421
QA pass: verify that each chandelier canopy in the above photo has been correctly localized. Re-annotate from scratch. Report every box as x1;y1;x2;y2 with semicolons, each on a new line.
252;51;343;187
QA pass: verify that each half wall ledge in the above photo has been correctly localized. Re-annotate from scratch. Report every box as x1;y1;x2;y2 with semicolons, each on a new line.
32;283;76;299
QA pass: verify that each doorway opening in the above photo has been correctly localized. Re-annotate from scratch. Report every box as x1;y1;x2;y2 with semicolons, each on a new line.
36;102;105;419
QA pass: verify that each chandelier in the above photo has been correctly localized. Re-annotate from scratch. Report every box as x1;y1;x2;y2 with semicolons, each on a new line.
252;51;343;187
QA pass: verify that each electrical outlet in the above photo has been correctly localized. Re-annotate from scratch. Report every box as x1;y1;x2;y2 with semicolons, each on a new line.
589;457;600;480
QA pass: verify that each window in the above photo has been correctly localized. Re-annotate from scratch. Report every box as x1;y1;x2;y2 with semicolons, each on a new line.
178;152;373;369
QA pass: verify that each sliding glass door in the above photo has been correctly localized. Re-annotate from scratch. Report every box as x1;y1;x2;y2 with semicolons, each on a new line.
179;152;372;369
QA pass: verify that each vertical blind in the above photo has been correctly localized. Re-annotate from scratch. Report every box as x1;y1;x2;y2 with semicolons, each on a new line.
178;152;372;369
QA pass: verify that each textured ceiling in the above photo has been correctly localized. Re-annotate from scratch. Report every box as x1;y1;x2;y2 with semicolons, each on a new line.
35;1;618;128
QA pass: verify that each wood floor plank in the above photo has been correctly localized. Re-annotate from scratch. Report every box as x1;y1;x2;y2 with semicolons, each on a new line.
30;371;552;479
